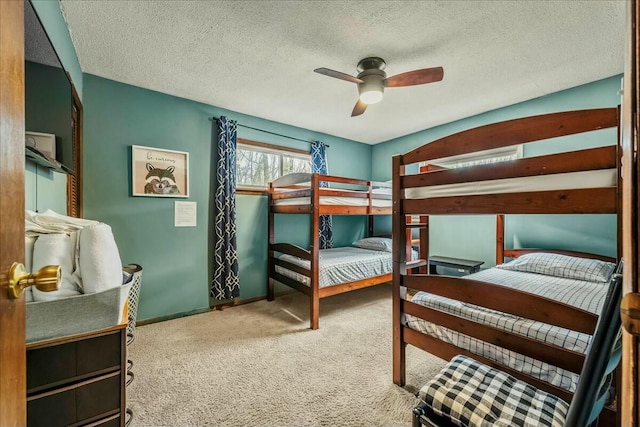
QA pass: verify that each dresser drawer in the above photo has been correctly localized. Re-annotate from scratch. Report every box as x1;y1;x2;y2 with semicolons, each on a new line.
27;372;122;427
27;331;122;393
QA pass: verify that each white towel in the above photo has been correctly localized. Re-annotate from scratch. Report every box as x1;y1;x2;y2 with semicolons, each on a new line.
28;209;99;234
25;235;37;273
32;233;81;301
78;224;123;294
26;210;68;235
24;236;37;303
68;230;83;292
38;209;99;228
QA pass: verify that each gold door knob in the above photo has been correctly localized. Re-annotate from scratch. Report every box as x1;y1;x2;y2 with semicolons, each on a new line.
621;292;640;336
7;263;61;299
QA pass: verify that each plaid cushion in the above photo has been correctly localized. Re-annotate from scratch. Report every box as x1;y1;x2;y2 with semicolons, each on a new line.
497;252;615;283
419;355;569;427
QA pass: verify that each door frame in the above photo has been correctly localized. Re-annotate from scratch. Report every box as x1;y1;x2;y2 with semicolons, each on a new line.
0;0;27;425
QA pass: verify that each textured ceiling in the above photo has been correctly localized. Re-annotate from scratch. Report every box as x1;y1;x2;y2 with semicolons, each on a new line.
60;0;625;144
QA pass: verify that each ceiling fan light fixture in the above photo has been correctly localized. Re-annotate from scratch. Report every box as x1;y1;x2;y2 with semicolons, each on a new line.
358;75;385;104
359;88;383;104
314;57;443;117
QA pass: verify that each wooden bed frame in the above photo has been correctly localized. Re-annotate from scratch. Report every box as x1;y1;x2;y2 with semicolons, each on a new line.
267;173;422;330
392;108;621;421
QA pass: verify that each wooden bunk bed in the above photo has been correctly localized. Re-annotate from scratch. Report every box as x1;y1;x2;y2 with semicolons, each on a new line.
392;108;621;421
268;172;421;329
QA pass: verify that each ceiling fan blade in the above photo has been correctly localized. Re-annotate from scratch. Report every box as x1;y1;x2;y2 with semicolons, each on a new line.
384;66;444;87
314;68;363;84
351;99;367;117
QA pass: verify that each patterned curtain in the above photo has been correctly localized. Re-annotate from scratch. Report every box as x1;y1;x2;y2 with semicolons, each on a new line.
311;141;333;249
211;116;240;300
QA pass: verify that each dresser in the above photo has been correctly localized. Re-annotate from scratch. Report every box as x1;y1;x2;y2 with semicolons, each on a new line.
26;319;127;427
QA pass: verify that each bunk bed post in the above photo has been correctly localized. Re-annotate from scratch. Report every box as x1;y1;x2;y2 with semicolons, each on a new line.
496;215;505;265
310;173;321;330
267;182;275;301
416;166;431;273
368;216;374;237
392;155;406;385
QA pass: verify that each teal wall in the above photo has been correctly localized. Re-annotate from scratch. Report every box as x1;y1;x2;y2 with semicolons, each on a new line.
82;74;373;321
26;0;83;213
372;76;621;267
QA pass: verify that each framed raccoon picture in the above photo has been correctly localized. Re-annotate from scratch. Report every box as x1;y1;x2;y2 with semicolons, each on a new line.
131;145;189;198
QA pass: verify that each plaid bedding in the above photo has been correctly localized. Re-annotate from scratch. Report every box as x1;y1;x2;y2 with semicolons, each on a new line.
405;268;608;391
277;247;408;288
420;355;569;427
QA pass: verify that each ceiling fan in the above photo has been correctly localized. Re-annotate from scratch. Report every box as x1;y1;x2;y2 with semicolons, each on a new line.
314;57;444;117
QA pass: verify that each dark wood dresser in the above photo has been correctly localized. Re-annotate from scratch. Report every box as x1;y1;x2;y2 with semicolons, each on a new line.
26;320;127;427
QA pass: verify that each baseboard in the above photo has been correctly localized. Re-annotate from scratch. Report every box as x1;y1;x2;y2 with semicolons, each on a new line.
136;307;212;326
136;290;297;326
210;289;297;310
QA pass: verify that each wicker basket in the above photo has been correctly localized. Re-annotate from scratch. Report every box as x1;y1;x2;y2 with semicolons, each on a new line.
123;264;143;345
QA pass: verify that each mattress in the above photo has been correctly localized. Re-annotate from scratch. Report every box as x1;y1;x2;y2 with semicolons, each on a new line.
273;188;391;207
404;168;616;199
404;267;609;392
276;246;400;288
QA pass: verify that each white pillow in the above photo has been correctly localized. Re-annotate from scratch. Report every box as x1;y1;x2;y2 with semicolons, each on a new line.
496;252;615;283
353;237;393;252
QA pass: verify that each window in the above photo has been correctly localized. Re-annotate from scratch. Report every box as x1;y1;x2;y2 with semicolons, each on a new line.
420;145;523;170
236;139;311;191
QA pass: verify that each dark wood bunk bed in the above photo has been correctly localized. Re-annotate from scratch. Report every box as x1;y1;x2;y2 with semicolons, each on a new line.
392;108;621;423
267;172;422;329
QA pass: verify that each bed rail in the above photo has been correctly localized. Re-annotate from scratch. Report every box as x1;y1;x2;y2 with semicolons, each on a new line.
403;274;597;333
269;173;392;216
402;146;616;190
400;145;618;216
271;243;311;260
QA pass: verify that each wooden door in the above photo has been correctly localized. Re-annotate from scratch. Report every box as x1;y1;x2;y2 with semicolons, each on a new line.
622;1;640;425
0;0;26;425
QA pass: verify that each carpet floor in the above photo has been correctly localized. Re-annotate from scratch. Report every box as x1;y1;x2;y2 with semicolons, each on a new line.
127;284;446;427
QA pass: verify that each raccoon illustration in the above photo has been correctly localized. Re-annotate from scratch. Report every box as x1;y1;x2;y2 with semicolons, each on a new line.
144;163;181;195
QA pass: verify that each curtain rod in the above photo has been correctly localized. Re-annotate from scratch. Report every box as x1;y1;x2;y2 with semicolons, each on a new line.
210;116;329;147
